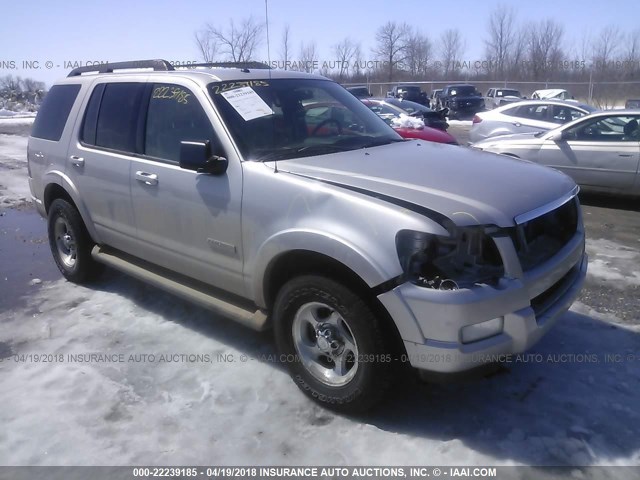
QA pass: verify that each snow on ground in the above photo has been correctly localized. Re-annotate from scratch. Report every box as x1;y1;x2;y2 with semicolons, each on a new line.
586;238;640;287
0;134;30;208
0;258;639;469
0;109;36;119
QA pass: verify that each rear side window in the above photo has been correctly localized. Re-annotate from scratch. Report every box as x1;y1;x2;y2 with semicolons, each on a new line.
144;83;217;162
94;83;145;152
31;84;81;141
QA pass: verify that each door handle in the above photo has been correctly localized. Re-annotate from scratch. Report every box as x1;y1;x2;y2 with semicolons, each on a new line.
618;154;633;157
135;171;158;186
512;122;521;127
70;155;84;167
34;152;44;159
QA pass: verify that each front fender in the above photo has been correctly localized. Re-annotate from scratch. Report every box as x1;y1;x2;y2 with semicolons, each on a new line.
250;228;401;309
42;170;102;244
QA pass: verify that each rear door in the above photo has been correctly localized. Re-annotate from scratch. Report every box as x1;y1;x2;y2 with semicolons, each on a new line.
507;103;556;133
67;79;145;252
538;114;640;190
128;79;245;296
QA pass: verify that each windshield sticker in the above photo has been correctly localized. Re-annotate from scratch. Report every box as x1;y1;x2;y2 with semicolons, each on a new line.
152;86;191;104
220;86;274;121
211;81;269;95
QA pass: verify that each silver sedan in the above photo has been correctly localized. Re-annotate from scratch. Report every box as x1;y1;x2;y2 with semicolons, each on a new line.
469;100;596;143
472;110;640;195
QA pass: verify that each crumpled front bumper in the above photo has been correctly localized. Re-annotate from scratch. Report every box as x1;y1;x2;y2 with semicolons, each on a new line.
378;229;587;373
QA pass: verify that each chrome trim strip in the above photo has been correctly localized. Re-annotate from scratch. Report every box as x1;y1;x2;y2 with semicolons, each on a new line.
514;185;579;225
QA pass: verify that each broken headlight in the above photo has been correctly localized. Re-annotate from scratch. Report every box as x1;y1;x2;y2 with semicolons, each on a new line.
395;228;504;290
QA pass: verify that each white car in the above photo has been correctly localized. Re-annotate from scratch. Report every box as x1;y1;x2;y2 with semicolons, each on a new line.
531;89;574;100
469;100;596;143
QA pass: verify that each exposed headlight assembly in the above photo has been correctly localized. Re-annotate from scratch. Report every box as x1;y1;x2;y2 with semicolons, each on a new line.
395;228;504;290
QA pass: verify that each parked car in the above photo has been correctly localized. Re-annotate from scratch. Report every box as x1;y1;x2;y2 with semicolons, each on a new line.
472;111;640;196
346;85;372;98
370;97;449;131
438;84;484;119
361;99;456;143
469;100;596;143
531;89;574;101
29;59;587;412
485;88;524;109
386;85;429;106
429;89;443;109
625;99;640;109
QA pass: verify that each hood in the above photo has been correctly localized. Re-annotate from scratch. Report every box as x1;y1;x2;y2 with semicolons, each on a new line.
277;141;575;228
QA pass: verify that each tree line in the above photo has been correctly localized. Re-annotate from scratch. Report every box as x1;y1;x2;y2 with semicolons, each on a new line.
0;75;46;111
193;5;640;85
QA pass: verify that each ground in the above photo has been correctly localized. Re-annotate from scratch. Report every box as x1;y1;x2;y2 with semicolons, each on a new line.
0;118;639;473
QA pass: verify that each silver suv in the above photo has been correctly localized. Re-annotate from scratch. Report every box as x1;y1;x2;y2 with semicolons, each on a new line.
28;60;587;412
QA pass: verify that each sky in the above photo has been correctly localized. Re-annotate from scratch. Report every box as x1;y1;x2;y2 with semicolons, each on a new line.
1;0;639;87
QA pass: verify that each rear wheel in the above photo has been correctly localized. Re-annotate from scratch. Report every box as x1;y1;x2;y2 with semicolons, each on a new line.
274;275;393;413
47;198;103;283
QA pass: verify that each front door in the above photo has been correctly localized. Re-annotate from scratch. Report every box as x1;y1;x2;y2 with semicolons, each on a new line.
128;80;245;297
538;114;640;191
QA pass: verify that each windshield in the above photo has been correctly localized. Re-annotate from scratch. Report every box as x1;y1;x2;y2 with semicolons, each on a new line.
209;79;401;161
498;89;521;97
450;86;478;96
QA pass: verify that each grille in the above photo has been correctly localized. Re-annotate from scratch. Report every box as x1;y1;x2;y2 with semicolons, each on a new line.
508;198;579;271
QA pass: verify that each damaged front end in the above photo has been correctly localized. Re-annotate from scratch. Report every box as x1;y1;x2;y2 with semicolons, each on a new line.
395;226;505;290
395;195;581;292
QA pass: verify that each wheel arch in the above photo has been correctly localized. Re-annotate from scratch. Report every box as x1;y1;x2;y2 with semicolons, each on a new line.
262;249;410;358
42;172;102;243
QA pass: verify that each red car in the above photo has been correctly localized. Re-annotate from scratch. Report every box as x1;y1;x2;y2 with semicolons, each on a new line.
361;99;458;145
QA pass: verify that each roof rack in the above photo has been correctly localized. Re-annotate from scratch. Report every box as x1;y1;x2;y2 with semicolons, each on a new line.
173;61;271;70
67;59;175;77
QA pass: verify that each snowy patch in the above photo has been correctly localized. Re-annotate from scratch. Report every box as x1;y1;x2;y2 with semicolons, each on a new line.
391;114;425;129
586;238;640;287
0;273;638;467
0;134;30;208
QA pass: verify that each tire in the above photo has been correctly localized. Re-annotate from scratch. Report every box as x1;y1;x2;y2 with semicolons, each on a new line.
274;275;393;413
47;198;103;283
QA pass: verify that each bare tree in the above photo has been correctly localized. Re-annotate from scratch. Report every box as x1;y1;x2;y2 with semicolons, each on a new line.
194;28;218;62
405;30;432;77
298;41;318;73
440;29;465;77
484;5;516;78
333;37;359;80
195;16;265;63
591;25;621;76
525;19;565;80
373;21;410;82
623;29;640;78
280;24;291;69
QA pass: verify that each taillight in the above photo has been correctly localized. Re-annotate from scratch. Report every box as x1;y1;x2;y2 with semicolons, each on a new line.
472;115;482;124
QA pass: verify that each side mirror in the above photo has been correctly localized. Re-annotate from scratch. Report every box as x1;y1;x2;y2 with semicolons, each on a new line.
548;130;573;142
179;140;228;175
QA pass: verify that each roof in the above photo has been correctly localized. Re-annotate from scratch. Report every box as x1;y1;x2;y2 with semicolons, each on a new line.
55;63;329;88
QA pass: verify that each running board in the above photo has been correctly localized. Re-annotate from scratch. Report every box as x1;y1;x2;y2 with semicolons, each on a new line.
91;245;269;331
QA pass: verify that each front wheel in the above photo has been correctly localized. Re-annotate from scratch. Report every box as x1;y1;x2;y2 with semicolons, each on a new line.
47;198;103;283
274;275;394;413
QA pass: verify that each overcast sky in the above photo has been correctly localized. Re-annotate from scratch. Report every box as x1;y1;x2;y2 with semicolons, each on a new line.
1;0;639;86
